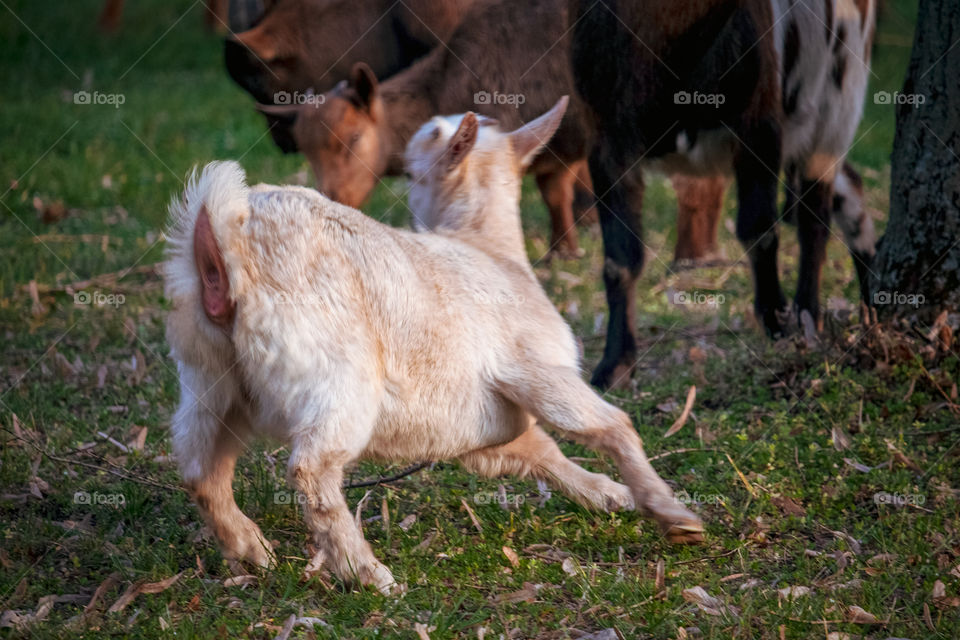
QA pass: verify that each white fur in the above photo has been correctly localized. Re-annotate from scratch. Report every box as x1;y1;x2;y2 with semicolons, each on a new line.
165;141;703;592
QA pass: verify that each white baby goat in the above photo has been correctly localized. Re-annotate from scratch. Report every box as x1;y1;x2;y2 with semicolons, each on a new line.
164;97;703;595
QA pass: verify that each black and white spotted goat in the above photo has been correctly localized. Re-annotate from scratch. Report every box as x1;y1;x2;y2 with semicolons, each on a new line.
570;0;877;388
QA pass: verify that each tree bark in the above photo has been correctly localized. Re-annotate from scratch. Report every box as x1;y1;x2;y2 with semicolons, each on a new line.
871;0;960;320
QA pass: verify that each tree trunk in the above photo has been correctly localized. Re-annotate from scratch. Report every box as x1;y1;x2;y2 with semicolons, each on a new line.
871;0;960;320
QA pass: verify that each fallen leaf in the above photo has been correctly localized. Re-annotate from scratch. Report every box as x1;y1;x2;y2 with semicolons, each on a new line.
223;575;257;588
414;622;436;640
885;439;921;471
664;386;696;438
932;579;960;608
681;586;739;618
398;514;417;531
494;582;539;604
832;425;852;451
846;605;880;624
460;498;483;534
771;496;806;517
777;585;812;598
502;546;519;569
577;630;619;640
561;557;579;576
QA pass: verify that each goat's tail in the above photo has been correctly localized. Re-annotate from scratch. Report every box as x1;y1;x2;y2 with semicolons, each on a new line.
163;161;249;328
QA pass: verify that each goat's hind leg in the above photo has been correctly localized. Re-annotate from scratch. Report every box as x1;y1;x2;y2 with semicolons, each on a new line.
174;406;274;568
288;443;397;594
497;368;704;543
458;421;634;512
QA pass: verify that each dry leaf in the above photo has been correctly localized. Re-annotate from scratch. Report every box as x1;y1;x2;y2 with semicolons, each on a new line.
932;579;960;608
561;557;579;576
832;425;852;451
399;514;416;531
223;575;257;588
846;605;880;624
502;546;519;568
108;572;183;613
460;498;483;534
681;586;739;617
494;582;539;604
771;496;806;517
777;585;812;598
885;439;921;471
414;622;436;640
664;386;696;438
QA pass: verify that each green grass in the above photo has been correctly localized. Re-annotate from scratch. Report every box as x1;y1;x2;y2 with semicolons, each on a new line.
2;1;959;638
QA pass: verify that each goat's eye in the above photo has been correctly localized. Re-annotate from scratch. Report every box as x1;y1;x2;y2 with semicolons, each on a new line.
403;171;413;180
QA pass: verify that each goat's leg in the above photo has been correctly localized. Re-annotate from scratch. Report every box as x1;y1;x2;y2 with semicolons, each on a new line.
497;368;703;543
572;159;598;226
832;162;876;305
588;145;646;389
734;117;787;337
174;407;274;568
458;420;634;512
536;168;582;259
288;449;397;594
793;155;839;330
672;174;728;266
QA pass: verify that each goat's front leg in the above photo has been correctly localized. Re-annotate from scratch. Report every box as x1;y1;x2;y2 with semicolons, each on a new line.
458;420;634;512
497;367;704;544
288;450;397;594
173;405;274;568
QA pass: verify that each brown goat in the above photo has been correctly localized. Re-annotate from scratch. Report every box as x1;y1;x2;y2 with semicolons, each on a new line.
257;0;595;258
225;0;475;152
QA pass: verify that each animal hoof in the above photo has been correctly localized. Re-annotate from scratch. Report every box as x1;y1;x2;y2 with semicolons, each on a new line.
666;528;705;545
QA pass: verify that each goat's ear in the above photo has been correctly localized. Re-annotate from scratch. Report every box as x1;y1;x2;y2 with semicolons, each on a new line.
510;95;569;169
443;112;479;172
349;63;379;112
231;23;280;62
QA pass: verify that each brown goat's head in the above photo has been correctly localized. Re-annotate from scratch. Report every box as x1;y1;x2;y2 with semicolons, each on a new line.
258;64;387;208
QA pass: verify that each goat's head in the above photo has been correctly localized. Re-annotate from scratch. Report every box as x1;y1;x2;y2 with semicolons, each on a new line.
404;96;569;232
256;63;386;208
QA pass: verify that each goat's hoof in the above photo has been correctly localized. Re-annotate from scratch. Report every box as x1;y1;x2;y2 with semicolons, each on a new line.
545;245;586;261
601;481;635;512
644;496;705;544
666;528;705;545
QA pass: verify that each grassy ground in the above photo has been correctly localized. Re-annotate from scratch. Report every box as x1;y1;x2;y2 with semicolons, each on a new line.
2;1;959;638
